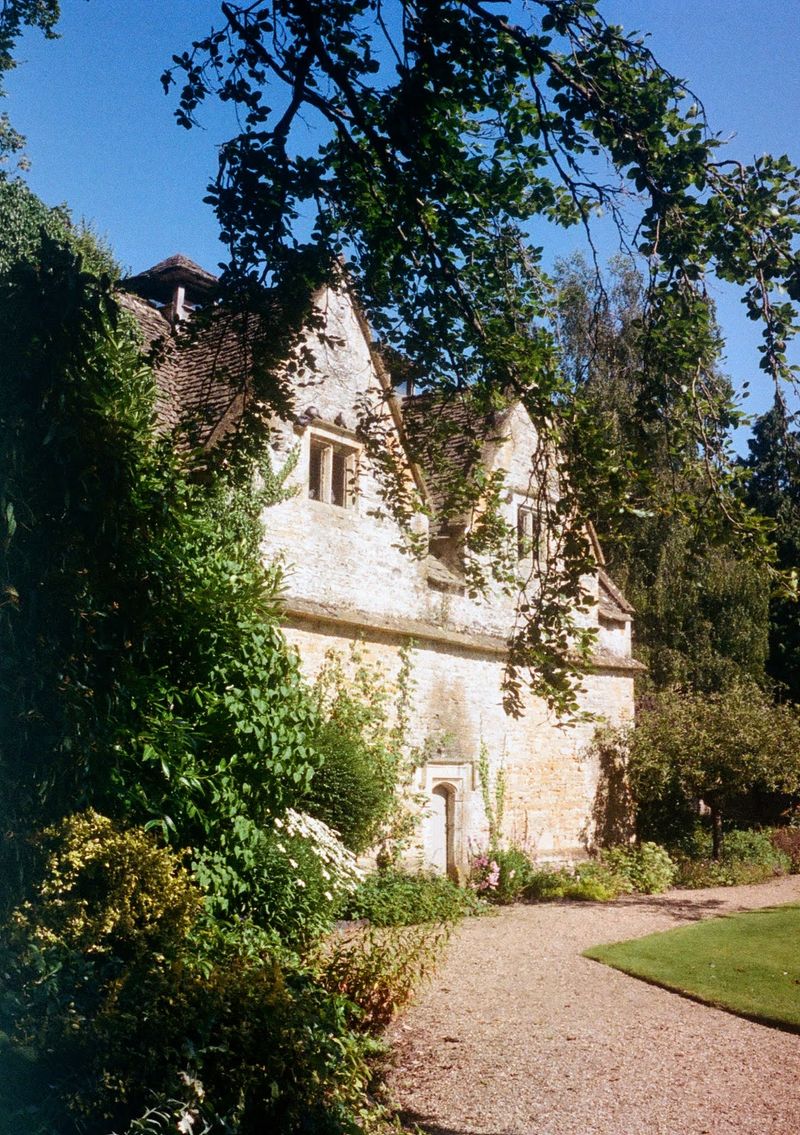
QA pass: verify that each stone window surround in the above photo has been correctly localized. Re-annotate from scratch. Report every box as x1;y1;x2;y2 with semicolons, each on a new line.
503;481;556;563
305;422;360;509
516;500;551;564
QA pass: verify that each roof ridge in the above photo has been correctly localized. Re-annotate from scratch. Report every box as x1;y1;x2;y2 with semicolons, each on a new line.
133;253;218;278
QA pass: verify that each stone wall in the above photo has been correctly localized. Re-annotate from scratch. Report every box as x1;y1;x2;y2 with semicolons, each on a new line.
261;284;639;872
283;615;635;868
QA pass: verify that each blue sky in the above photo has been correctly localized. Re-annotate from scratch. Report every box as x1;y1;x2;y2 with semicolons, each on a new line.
7;1;800;431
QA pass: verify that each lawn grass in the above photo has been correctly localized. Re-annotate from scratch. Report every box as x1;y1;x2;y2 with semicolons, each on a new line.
584;903;800;1032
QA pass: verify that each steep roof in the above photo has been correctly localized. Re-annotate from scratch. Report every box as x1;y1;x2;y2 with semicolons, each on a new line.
171;315;251;447
598;568;635;621
401;392;513;518
118;291;183;430
119;263;247;445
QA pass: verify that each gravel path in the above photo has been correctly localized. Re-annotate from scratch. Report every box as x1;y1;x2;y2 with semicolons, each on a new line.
386;876;800;1135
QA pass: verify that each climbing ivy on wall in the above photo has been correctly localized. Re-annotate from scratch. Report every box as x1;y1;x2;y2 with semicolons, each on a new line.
0;180;321;914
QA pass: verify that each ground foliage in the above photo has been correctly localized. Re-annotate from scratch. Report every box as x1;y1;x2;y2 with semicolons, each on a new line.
471;839;676;903
316;920;453;1033
159;0;800;712
0;812;377;1135
344;868;484;925
673;827;791;889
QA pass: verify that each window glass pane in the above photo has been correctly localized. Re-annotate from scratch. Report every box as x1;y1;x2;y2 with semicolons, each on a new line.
309;433;357;507
344;452;356;508
331;448;347;507
517;506;536;559
309;440;325;500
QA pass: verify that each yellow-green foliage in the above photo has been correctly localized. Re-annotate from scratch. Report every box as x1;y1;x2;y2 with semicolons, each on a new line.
12;810;203;961
4;812;204;1126
2;812;374;1133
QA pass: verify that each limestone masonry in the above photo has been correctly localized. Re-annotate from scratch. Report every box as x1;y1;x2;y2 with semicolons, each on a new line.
123;255;642;875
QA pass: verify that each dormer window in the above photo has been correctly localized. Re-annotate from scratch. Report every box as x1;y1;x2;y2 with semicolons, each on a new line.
308;436;358;508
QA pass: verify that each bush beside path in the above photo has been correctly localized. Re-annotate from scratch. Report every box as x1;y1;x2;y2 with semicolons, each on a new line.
386;876;800;1135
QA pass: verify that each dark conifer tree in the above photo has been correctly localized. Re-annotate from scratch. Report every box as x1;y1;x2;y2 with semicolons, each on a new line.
743;401;800;700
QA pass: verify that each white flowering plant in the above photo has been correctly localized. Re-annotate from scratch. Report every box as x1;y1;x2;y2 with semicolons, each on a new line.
193;809;363;947
259;811;365;946
280;809;365;891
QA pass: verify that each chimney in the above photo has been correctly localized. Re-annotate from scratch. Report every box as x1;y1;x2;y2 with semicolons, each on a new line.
169;284;187;323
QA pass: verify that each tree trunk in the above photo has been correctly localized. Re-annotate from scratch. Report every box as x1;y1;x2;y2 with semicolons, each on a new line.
710;806;724;860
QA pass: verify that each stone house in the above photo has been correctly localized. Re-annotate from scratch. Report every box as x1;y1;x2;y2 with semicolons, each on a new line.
122;255;641;874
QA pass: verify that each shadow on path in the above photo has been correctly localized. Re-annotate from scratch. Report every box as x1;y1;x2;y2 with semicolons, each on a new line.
398;1111;507;1135
615;893;730;921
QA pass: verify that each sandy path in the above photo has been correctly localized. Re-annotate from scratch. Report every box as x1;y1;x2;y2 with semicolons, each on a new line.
386;876;800;1135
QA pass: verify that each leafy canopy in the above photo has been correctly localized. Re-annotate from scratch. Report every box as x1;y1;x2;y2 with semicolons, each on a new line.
628;683;800;850
162;0;800;711
556;254;771;693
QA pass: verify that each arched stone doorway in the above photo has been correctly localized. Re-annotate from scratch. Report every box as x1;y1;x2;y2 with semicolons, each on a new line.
428;782;457;878
417;759;475;876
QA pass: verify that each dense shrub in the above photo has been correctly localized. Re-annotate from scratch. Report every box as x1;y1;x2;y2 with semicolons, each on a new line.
469;844;636;905
0;811;200;1129
0;211;323;918
344;869;484;926
309;717;396;852
520;843;677;904
0;812;375;1135
600;842;677;894
470;845;538;904
573;860;633;899
523;863;625;902
523;868;572;901
194;810;363;948
177;933;371;1135
304;646;416;856
724;828;790;870
673;827;791;888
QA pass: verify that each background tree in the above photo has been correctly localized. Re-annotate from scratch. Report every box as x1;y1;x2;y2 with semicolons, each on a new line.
628;684;800;858
556;254;770;692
